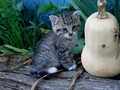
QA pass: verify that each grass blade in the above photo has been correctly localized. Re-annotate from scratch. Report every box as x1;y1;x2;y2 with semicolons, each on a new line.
4;44;31;55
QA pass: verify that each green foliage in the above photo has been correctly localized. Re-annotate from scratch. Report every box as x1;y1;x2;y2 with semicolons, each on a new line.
37;1;71;16
0;0;23;19
68;0;97;21
0;44;31;56
37;3;59;16
114;0;120;25
72;39;84;54
68;0;119;21
0;0;44;54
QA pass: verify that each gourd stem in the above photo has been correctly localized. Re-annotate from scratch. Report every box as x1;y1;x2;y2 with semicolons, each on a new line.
97;0;108;19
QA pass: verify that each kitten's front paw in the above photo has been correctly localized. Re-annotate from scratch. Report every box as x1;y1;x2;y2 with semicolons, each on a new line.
68;63;77;71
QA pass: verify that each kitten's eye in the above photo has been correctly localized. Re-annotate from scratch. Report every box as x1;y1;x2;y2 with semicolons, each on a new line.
62;28;67;32
72;25;76;31
57;29;61;32
72;25;76;29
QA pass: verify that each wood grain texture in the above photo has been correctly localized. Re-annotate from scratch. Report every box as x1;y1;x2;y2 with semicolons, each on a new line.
0;65;120;90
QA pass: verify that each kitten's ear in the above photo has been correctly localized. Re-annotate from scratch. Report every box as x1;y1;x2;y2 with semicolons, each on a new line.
73;10;80;19
49;15;59;25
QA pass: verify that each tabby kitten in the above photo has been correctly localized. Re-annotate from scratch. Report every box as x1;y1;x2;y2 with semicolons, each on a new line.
30;10;80;78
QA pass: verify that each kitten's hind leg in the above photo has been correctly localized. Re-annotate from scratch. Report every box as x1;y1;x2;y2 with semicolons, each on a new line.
30;68;47;78
30;67;58;78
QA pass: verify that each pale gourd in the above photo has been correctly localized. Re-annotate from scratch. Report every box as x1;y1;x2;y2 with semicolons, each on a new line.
81;0;120;77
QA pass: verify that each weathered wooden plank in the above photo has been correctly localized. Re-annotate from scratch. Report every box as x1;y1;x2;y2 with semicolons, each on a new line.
0;66;120;90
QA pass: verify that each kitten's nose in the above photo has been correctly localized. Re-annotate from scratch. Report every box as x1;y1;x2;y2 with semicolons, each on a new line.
69;33;73;36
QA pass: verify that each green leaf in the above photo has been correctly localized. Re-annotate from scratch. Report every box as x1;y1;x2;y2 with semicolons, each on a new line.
67;0;87;21
82;0;97;13
16;1;23;12
0;46;11;53
0;0;9;8
0;25;6;30
72;40;84;54
37;4;54;16
75;1;93;16
12;0;16;5
92;0;98;10
4;44;31;55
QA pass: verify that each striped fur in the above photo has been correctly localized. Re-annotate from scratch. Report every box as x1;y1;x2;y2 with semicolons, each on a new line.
30;10;80;78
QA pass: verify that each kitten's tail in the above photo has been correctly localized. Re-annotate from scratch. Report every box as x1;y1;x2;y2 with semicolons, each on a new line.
30;67;58;78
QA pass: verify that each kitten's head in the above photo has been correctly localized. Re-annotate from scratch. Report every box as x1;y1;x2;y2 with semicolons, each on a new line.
49;10;80;39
